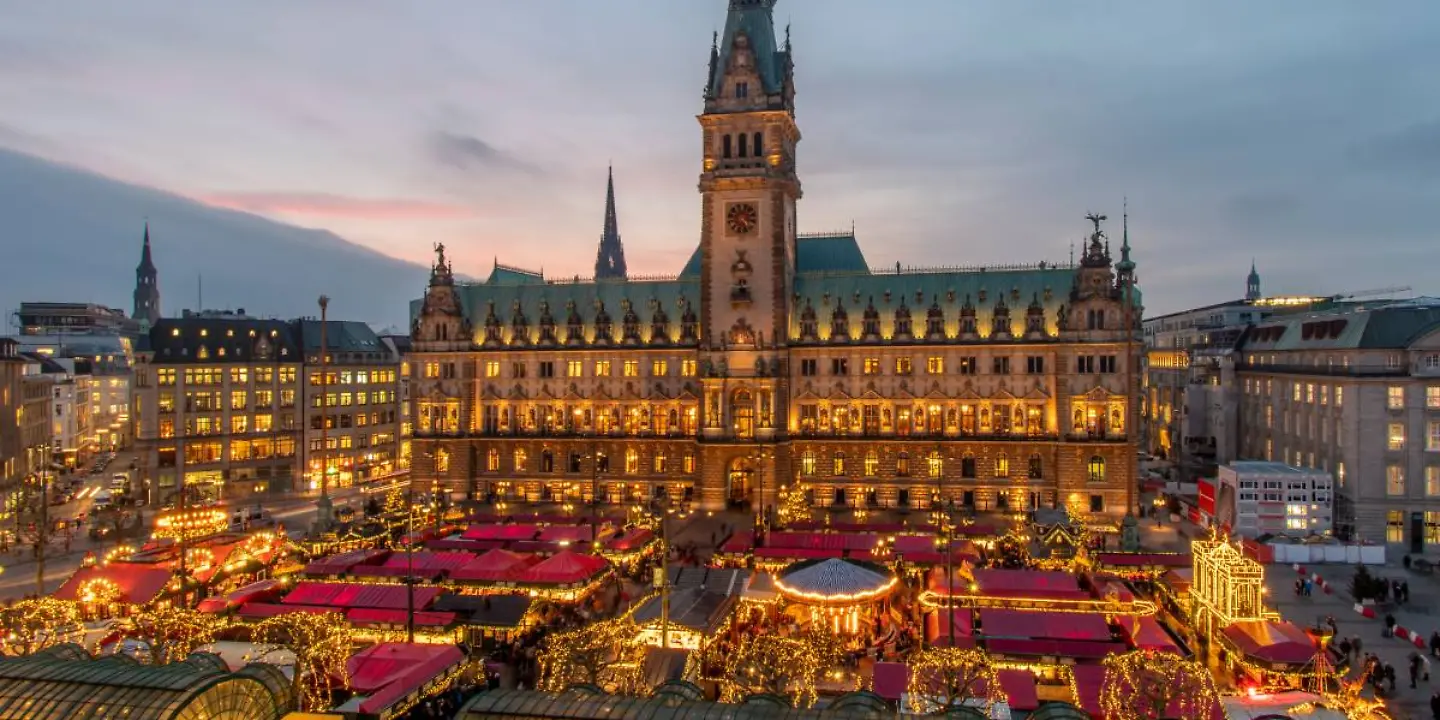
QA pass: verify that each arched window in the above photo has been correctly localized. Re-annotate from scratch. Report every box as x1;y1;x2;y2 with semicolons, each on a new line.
801;449;816;476
961;453;976;478
833;452;846;476
753;132;764;158
513;448;527;472
436;448;450;473
863;450;878;477
994;453;1010;478
896;452;910;477
486;448;500;472
625;448;640;474
1028;453;1043;479
723;134;732;159
1088;455;1106;483
653;450;667;474
738;132;748;158
927;450;943;479
540;449;554;473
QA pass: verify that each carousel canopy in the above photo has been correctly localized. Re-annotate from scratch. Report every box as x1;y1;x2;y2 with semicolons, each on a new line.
774;558;897;605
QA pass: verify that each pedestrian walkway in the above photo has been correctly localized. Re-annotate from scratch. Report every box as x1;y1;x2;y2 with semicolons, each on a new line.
1264;564;1437;720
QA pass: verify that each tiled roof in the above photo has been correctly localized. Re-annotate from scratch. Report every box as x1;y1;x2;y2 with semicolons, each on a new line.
145;317;298;365
1238;300;1440;351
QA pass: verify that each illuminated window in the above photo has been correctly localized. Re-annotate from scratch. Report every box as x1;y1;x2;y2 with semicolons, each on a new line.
1387;465;1405;496
1292;383;1301;402
801;450;816;476
1426;467;1440;496
1335;386;1344;407
230;391;247;410
683;454;695;473
229;368;249;385
1286;518;1307;531
927;450;942;479
424;362;440;379
485;361;501;378
625;448;639;474
254;414;272;432
680;359;697;377
1388;423;1406;451
594;360;611;376
567;360;583;378
1028;454;1043;479
1388;386;1405;410
994;454;1009;478
863;358;881;376
895;357;912;375
1427;386;1440;409
1336;462;1346;487
863;451;878;477
1087;455;1106;483
652;360;668;377
1387;510;1404;543
513;448;527;471
623;361;639;377
653;451;667;473
230;415;248;434
896;452;910;477
833;452;846;476
158;369;176;386
926;356;944;375
487;448;500;471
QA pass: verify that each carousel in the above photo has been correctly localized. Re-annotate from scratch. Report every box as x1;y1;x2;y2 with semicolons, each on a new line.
773;558;899;636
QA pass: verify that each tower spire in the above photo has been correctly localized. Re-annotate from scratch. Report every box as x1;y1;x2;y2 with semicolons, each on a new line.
132;222;161;326
594;165;628;280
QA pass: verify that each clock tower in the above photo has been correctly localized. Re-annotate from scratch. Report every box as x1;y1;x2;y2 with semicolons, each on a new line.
697;0;799;510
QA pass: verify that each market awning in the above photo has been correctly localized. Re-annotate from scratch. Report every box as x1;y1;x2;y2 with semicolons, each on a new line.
197;579;283;614
451;549;537;583
304;548;388;576
352;551;477;579
1122;615;1183;653
54;564;173;605
462;524;540;541
924;609;974;647
432;594;534;628
972;569;1088;599
978;610;1111;642
1223;620;1316;665
537;526;593;543
605;528;655;552
1070;664;1105;716
346;608;457;628
341;643;465;717
282;582;442;611
514;550;608;585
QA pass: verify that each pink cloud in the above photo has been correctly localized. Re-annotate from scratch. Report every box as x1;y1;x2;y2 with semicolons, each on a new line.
200;191;474;220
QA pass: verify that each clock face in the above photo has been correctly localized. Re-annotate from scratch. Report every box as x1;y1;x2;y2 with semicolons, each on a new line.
726;203;758;235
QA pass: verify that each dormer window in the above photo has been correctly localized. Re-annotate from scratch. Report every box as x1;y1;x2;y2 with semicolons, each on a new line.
735;82;748;99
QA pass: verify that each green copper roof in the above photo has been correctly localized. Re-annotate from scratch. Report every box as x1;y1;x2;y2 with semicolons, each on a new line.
796;234;869;274
679;234;869;278
710;0;784;97
452;278;700;347
487;264;544;286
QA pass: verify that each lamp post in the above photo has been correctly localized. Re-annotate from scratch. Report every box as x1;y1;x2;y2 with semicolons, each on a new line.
590;442;601;552
650;497;672;649
33;441;51;596
314;295;334;534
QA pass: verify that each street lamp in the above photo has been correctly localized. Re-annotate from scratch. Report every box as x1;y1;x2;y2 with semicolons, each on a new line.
648;497;673;649
314;295;335;534
589;443;603;553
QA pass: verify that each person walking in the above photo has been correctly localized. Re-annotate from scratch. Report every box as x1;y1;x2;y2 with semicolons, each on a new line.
1386;662;1398;693
1413;653;1424;689
1432;631;1440;659
1354;635;1364;658
1387;613;1398;638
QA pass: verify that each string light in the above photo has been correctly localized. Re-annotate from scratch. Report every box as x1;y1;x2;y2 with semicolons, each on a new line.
1099;649;1220;720
0;599;83;656
77;578;122;606
719;627;843;708
776;483;811;527
121;607;235;665
537;618;646;695
252;611;352;712
906;647;1004;715
152;507;229;541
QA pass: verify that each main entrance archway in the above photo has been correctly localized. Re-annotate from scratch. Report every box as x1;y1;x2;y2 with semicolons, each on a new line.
727;457;755;510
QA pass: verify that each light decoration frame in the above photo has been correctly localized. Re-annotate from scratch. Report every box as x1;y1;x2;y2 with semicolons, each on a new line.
152;507;229;541
1190;535;1276;638
252;611;352;712
77;577;123;606
918;590;1158;617
718;628;843;709
776;483;812;527
1099;649;1221;720
122;606;236;665
101;544;138;567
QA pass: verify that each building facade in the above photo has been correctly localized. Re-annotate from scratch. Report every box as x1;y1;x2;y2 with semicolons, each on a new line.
1235;298;1440;549
1216;461;1332;538
132;312;401;504
0;339;23;485
407;0;1145;521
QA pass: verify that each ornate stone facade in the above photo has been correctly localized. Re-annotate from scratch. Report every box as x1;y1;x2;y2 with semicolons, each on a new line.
408;0;1143;521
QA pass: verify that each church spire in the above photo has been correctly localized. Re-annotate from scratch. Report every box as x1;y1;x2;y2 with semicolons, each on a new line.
1246;258;1262;301
1116;199;1136;279
132;222;161;326
594;166;627;280
706;0;791;114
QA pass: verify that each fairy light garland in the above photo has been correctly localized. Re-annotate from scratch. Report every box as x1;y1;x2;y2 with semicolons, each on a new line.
537;618;646;695
0;598;83;657
252;611;352;712
776;483;811;527
906;647;1004;715
719;627;843;708
122;607;235;665
152;507;228;541
1099;649;1220;720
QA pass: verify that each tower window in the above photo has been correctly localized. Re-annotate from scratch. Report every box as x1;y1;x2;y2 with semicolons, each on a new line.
738;132;748;158
723;134;732;159
753;132;764;157
735;82;748;98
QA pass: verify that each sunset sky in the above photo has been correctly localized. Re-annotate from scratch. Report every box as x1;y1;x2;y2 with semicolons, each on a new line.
2;0;1437;314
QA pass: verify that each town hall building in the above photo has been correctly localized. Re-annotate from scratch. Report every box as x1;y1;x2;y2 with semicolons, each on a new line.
409;0;1144;522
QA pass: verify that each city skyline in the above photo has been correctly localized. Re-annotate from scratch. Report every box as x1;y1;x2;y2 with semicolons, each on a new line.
2;0;1438;315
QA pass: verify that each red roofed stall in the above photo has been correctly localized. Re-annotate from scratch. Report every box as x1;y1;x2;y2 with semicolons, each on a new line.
1222;620;1318;672
336;643;466;718
351;551;476;581
55;564;174;609
197;579;283;614
450;549;538;583
972;569;1088;600
281;581;442;611
515;550;608;585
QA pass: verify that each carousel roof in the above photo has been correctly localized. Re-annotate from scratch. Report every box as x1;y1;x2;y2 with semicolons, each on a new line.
774;558;897;604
